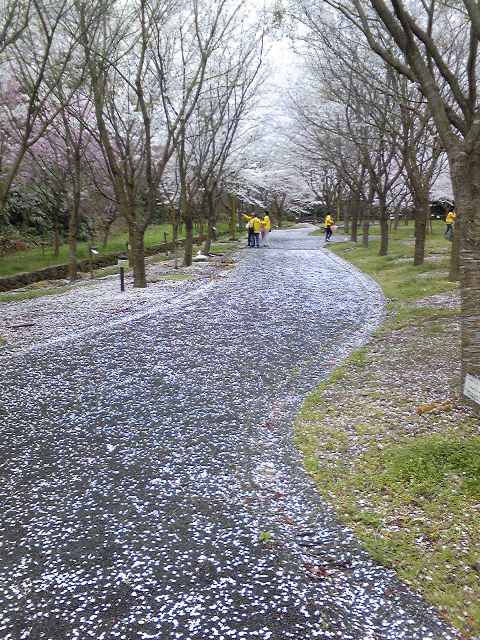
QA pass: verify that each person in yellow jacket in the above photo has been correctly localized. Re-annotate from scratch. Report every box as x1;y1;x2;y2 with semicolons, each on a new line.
445;209;456;239
251;214;262;247
324;213;335;242
243;213;262;247
243;213;255;247
261;212;272;247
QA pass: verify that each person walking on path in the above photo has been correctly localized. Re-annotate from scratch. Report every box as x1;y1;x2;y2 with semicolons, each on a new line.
444;209;456;240
261;212;272;247
251;214;262;247
324;213;335;242
243;213;255;247
243;213;262;247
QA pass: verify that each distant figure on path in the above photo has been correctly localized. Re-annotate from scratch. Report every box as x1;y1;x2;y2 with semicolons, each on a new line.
445;209;456;240
251;214;262;247
243;213;255;247
261;212;271;246
324;213;335;242
243;213;261;248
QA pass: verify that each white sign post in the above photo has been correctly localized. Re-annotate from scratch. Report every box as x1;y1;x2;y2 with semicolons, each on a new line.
464;374;480;406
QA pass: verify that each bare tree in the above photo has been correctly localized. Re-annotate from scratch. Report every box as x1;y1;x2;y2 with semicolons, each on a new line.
392;76;446;265
76;0;250;287
0;0;31;53
185;37;264;257
0;0;83;215
319;0;480;404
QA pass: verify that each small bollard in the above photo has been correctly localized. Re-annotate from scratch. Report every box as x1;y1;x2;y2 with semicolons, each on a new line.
88;245;99;279
117;256;128;292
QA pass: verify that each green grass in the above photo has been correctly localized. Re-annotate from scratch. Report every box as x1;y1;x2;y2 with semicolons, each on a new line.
208;240;242;254
295;220;480;635
327;221;457;303
0;222;232;278
376;305;460;335
296;357;480;636
351;432;480;633
0;224;171;277
373;436;480;499
258;531;274;544
0;226;237;303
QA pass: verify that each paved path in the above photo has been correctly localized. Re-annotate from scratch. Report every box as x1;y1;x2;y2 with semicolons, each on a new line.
0;228;458;640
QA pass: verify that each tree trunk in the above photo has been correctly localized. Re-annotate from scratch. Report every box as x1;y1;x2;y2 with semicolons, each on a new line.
378;199;388;256
362;209;370;248
449;217;461;281
413;194;429;266
343;206;350;234
102;219;114;248
202;191;217;254
450;151;480;410
129;224;147;288
336;197;341;226
350;199;359;242
273;199;283;228
425;215;433;235
203;235;211;255
173;217;179;269
53;215;60;257
67;201;79;280
362;185;374;248
229;195;237;240
184;212;193;266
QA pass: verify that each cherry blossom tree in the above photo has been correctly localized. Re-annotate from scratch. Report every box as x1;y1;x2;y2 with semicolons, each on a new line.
28;92;103;279
0;0;84;216
76;0;258;287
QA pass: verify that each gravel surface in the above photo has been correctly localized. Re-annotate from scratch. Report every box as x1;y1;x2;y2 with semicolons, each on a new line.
0;227;459;639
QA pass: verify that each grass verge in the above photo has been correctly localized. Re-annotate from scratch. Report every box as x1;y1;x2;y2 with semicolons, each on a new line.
0;223;233;278
0;236;241;305
327;221;456;303
297;223;480;637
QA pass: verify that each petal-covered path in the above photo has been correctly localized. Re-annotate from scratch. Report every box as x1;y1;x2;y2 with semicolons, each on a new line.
0;227;458;640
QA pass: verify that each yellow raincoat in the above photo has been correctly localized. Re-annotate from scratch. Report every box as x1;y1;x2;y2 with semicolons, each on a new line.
325;214;334;228
445;211;456;225
251;217;262;233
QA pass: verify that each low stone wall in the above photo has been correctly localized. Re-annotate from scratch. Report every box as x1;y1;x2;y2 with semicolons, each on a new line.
0;237;203;293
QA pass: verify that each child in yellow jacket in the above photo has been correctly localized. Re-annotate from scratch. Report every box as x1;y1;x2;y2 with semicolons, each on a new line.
243;213;254;247
445;210;456;239
261;212;271;246
324;214;335;242
243;213;261;247
251;215;261;247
